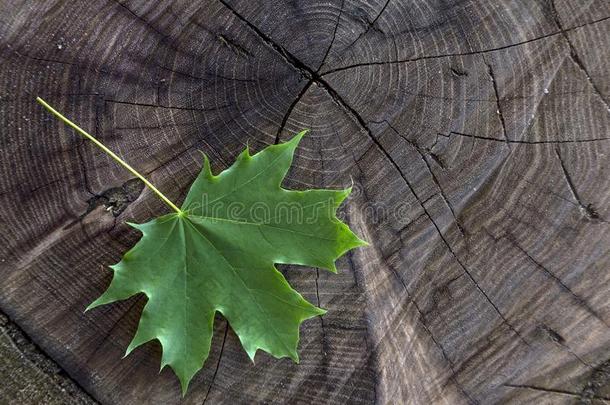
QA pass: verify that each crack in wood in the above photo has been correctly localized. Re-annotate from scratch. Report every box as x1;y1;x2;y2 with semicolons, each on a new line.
105;99;229;112
217;34;252;58
317;0;345;72
155;63;258;83
340;0;391;54
201;323;228;404
538;325;592;369
313;267;330;358
485;63;510;145
554;148;605;221
506;234;608;328
505;383;610;402
436;131;610;145
377;119;465;235
358;239;476;403
550;0;610;111
218;0;316;79
274;79;314;144
109;0;169;39
337;143;469;402
75;138;96;197
320;15;610;75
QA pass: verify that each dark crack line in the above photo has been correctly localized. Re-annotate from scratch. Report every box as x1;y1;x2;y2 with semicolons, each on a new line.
379;120;464;235
317;0;345;72
313;267;329;356
358;121;528;351
559;340;593;369
218;0;316;79
485;63;510;145
550;1;610;110
1;93;104;102
201;323;229;404
145;137;229;178
321;15;610;75
109;0;169;39
183;7;251;58
75;138;97;197
507;235;608;328
505;384;610;402
419;153;465;236
554;148;605;221
274;79;314;144
217;33;252;58
13;51;85;69
395;212;428;236
114;123;198;131
105;98;229;112
401;88;595;103
537;324;591;368
83;300;141;365
380;261;477;404
520;176;578;207
341;0;391;57
436;131;610;145
314;269;322;308
5;177;61;197
419;215;530;346
156;63;257;83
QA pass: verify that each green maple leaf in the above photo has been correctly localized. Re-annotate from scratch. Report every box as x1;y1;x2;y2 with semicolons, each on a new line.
37;98;366;394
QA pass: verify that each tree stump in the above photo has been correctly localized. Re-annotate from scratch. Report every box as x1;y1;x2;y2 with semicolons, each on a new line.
1;1;609;403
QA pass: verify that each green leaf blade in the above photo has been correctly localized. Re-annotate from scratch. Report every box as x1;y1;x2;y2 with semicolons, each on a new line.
90;133;365;394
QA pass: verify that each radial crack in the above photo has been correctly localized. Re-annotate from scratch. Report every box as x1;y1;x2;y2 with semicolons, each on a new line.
105;99;228;112
341;0;391;53
436;131;610;145
275;79;314;144
485;63;510;145
507;235;608;327
550;0;610;110
201;323;229;404
318;0;346;72
320;15;610;76
218;0;316;78
505;384;610;402
109;0;168;39
554;148;604;221
378;120;464;235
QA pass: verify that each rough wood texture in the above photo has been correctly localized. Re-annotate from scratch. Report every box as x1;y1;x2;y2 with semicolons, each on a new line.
0;311;96;404
1;1;609;404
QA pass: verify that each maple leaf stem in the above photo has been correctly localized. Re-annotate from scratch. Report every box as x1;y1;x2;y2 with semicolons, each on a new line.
36;97;183;215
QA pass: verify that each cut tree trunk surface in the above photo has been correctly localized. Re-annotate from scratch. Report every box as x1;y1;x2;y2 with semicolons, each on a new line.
0;309;96;404
1;1;609;404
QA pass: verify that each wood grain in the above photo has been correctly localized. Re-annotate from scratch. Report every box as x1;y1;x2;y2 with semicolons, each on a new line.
0;310;96;404
0;0;609;403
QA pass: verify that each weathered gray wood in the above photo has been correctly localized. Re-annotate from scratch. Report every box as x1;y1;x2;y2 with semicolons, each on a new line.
0;0;609;404
0;311;95;404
